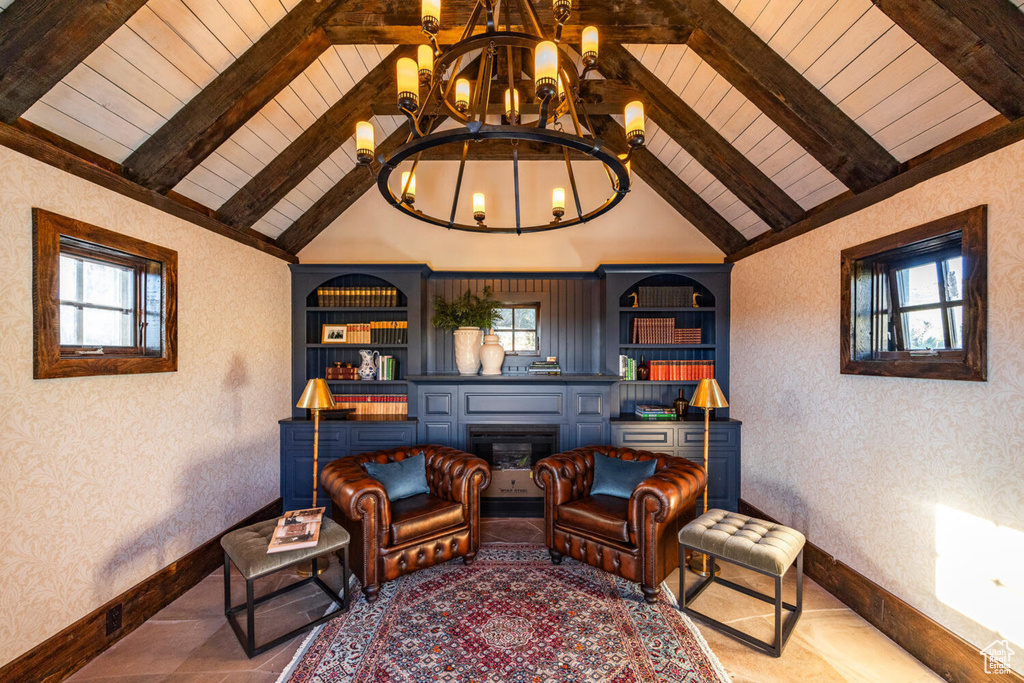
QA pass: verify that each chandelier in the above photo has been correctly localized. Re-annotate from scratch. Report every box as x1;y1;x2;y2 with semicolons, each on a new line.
353;0;647;234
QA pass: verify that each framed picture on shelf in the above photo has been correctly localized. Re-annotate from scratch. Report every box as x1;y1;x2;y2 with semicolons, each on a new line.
321;324;348;344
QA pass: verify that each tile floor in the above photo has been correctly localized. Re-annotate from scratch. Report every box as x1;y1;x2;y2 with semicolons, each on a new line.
69;518;941;682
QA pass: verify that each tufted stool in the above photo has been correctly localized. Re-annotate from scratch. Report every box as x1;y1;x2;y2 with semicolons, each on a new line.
220;516;350;657
678;509;805;657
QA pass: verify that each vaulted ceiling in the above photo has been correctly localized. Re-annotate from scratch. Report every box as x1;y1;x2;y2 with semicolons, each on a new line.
1;0;1023;264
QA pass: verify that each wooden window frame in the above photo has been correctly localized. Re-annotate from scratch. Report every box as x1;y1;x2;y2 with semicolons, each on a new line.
840;206;986;381
33;209;177;379
494;302;541;356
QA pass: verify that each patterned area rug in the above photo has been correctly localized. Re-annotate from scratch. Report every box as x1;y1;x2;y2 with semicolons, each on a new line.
279;544;729;682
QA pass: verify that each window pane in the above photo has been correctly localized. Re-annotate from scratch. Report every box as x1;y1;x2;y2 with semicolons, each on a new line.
950;306;963;350
514;330;537;352
903;309;946;350
82;307;134;346
493;307;513;328
495;330;514;351
82;259;133;308
60;304;80;345
897;263;940;306
514;307;536;329
59;255;80;301
943;257;963;302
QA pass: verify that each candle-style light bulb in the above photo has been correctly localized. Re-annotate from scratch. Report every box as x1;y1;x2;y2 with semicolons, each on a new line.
355;121;374;164
552;187;565;220
417;44;434;84
535;41;558;98
581;26;599;67
625;100;645;147
397;57;419;110
401;171;416;204
421;0;440;34
472;192;486;224
455;78;471;113
504;88;520;122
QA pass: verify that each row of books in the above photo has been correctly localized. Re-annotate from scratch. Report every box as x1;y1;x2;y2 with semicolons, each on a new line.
331;394;408;416
529;359;561;375
267;507;324;554
316;286;401;308
635;404;676;421
648;360;715;381
636;286;695;308
377;355;399;381
619;355;639;380
321;321;408;344
632;318;702;344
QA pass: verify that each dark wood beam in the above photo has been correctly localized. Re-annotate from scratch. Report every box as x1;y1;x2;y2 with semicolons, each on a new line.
122;0;340;194
590;116;747;254
601;43;804;233
670;0;900;194
0;0;148;123
217;50;403;230
870;0;1024;120
277;122;421;254
0;120;296;262
726;115;1024;262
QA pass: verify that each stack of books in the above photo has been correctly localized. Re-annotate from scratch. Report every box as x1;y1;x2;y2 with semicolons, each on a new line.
331;394;408;416
648;360;715;381
528;359;561;375
673;328;702;344
636;286;694;307
267;507;324;554
321;321;408;345
635;404;677;421
632;318;702;344
316;286;401;307
618;355;638;380
377;355;399;380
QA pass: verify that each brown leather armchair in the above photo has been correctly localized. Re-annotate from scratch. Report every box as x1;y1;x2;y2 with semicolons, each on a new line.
320;445;490;602
534;445;706;603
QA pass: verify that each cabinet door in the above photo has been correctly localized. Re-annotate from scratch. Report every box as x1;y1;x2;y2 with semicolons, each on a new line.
422;421;456;447
285;450;347;514
682;452;738;512
570;387;609;420
575;422;607;448
421;386;457;417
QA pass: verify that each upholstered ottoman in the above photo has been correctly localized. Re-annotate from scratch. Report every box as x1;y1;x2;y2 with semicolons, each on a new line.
678;509;805;657
220;516;350;657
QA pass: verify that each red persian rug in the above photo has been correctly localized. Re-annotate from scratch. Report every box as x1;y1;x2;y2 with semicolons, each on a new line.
279;544;729;682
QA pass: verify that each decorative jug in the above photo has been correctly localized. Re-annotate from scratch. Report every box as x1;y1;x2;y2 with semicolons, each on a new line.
358;349;379;380
479;331;505;375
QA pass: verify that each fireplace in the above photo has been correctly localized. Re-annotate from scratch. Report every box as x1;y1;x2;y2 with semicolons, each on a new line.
466;424;559;517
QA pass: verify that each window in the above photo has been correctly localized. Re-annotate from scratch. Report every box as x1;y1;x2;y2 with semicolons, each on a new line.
493;304;539;355
33;209;177;379
841;206;986;381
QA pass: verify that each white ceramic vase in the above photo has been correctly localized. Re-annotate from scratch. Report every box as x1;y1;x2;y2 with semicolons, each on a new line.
453;326;483;375
479;332;505;375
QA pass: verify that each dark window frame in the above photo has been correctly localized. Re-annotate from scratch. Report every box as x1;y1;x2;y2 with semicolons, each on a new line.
840;206;986;381
33;209;178;379
494;303;541;356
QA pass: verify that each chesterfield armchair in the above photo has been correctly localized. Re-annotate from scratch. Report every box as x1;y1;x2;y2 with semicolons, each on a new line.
320;446;490;602
534;445;706;603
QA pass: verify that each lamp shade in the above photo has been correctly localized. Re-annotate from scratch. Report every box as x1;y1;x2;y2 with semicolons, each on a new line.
455;78;471;110
422;0;440;23
581;26;598;59
296;378;336;410
356;121;374;154
552;187;565;212
690;378;728;410
397;57;419;103
418;44;433;78
535;41;558;86
624;101;645;137
401;171;416;201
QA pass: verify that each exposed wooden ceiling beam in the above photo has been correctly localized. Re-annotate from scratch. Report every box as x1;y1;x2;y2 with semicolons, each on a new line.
0;120;296;262
121;0;341;194
601;43;804;233
726;115;1024;262
870;0;1024;120
590;116;747;254
670;0;900;194
217;50;403;230
0;0;148;123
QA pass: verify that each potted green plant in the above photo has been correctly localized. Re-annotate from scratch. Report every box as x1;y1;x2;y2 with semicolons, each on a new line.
431;286;501;375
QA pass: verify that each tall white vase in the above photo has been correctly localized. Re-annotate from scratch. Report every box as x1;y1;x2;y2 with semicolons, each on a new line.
479;332;505;375
453;327;483;375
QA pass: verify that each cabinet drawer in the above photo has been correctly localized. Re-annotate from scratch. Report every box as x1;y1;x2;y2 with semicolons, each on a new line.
464;392;564;416
612;427;674;448
678;425;739;449
283;424;348;447
350;424;417;448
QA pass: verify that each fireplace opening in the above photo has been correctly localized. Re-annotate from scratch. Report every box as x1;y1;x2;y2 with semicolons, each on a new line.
466;424;558;517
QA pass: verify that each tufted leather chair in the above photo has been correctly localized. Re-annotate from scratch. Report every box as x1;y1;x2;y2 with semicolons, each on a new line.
320;446;490;602
534;445;706;603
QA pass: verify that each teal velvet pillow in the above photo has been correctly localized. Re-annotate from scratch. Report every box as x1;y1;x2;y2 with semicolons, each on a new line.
589;452;657;499
363;452;430;501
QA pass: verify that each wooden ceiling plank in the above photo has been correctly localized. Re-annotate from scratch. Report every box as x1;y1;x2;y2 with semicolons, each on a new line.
601;42;805;233
870;0;1024;120
216;50;401;230
0;0;150;123
0;119;296;262
122;0;341;194
590;115;747;254
670;0;900;194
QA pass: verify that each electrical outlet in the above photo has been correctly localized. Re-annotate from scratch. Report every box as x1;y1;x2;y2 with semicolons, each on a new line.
105;604;122;636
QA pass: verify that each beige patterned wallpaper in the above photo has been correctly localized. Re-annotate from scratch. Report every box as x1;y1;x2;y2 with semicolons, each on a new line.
0;147;291;666
732;140;1024;671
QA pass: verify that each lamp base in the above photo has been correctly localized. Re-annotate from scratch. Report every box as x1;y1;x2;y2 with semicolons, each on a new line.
295;556;328;578
688;553;721;578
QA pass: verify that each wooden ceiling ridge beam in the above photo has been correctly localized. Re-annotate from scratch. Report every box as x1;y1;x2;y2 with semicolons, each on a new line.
670;0;900;194
590;116;747;254
121;0;343;194
217;49;404;230
0;120;296;262
601;43;804;233
870;0;1024;120
0;0;150;123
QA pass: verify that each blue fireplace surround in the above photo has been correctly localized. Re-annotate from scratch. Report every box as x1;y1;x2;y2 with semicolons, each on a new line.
281;264;740;516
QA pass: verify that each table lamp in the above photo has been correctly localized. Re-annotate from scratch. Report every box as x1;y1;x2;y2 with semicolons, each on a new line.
295;378;335;576
688;377;728;577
